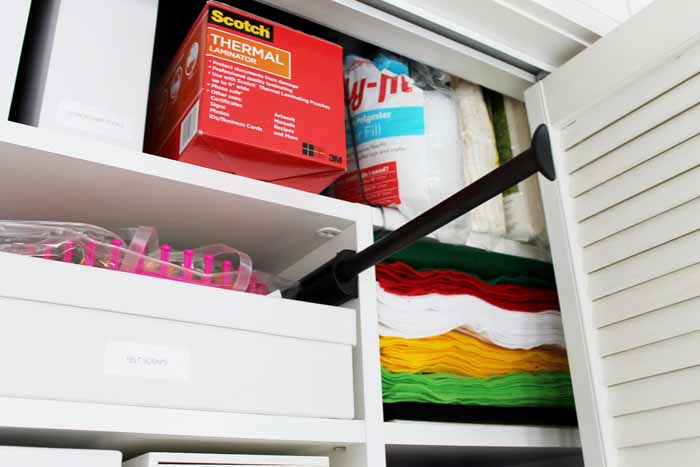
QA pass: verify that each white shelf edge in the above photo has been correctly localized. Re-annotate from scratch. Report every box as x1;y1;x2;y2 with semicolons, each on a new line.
0;397;366;445
383;421;581;449
0;121;369;224
0;251;357;346
361;0;593;72
257;0;535;100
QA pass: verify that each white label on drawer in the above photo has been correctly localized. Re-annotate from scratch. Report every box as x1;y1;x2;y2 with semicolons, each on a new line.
56;99;134;142
104;341;190;381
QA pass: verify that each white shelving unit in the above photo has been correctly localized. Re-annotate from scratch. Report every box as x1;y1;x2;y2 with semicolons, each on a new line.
0;397;365;456
0;119;384;467
0;1;584;466
9;1;698;467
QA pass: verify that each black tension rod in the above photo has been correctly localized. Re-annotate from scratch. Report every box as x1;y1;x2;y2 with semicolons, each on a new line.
290;124;556;306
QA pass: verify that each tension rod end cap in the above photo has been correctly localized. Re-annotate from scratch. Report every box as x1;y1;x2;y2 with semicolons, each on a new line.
533;124;556;181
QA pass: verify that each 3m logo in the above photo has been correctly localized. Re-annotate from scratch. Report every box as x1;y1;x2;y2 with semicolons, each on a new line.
302;142;315;156
209;7;274;42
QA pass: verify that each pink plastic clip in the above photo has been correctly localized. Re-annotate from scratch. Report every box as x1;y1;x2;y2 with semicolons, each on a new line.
159;244;171;276
183;249;194;280
222;260;233;287
203;254;214;284
135;255;145;274
109;239;123;270
85;239;96;267
42;243;53;260
62;241;74;263
24;244;38;256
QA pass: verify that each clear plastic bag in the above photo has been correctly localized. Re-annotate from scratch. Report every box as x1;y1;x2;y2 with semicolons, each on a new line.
0;221;295;295
335;52;470;244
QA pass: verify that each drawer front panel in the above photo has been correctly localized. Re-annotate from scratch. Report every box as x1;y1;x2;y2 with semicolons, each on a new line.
0;297;355;419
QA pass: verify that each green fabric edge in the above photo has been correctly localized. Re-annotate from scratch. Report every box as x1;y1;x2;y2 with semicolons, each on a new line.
376;231;556;288
382;368;574;408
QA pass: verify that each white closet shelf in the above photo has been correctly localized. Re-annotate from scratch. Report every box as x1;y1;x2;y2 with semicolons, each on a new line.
0;122;371;275
384;421;580;449
257;0;535;100
0;397;365;455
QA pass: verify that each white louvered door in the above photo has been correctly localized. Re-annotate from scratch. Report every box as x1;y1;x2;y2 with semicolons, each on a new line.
525;1;700;466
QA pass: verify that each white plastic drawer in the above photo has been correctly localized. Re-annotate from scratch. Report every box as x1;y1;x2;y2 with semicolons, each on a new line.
0;253;356;419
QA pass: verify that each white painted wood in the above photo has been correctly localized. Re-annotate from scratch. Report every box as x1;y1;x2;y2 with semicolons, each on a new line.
588;229;700;299
615;400;700;448
619;437;700;467
572;0;629;22
349;218;386;467
603;330;700;386
280;226;357;281
360;0;594;72
572;105;700;204
562;40;700;150
499;0;603;42
566;71;700;175
532;3;700;463
525;84;613;467
542;0;700;127
513;0;619;36
0;122;366;274
0;396;365;445
627;0;656;15
599;296;700;356
256;0;534;100
125;452;328;467
282;218;384;467
0;0;31;119
326;445;371;467
0;446;121;467
608;365;700;416
582;197;700;273
578;164;700;246
594;262;700;327
383;421;580;448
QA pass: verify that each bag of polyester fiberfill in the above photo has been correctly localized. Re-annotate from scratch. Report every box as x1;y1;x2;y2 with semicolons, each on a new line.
334;53;469;244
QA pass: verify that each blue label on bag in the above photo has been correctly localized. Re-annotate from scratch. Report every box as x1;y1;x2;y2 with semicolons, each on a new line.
372;55;410;76
349;107;425;146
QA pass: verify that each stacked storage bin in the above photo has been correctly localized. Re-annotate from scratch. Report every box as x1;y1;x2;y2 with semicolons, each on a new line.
378;238;576;425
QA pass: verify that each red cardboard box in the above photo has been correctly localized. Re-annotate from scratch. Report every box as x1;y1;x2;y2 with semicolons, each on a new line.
145;2;347;193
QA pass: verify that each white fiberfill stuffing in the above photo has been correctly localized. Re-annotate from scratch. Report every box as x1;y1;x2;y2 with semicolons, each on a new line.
336;55;468;243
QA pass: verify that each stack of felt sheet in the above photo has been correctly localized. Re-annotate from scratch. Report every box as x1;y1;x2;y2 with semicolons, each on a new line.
378;237;576;425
